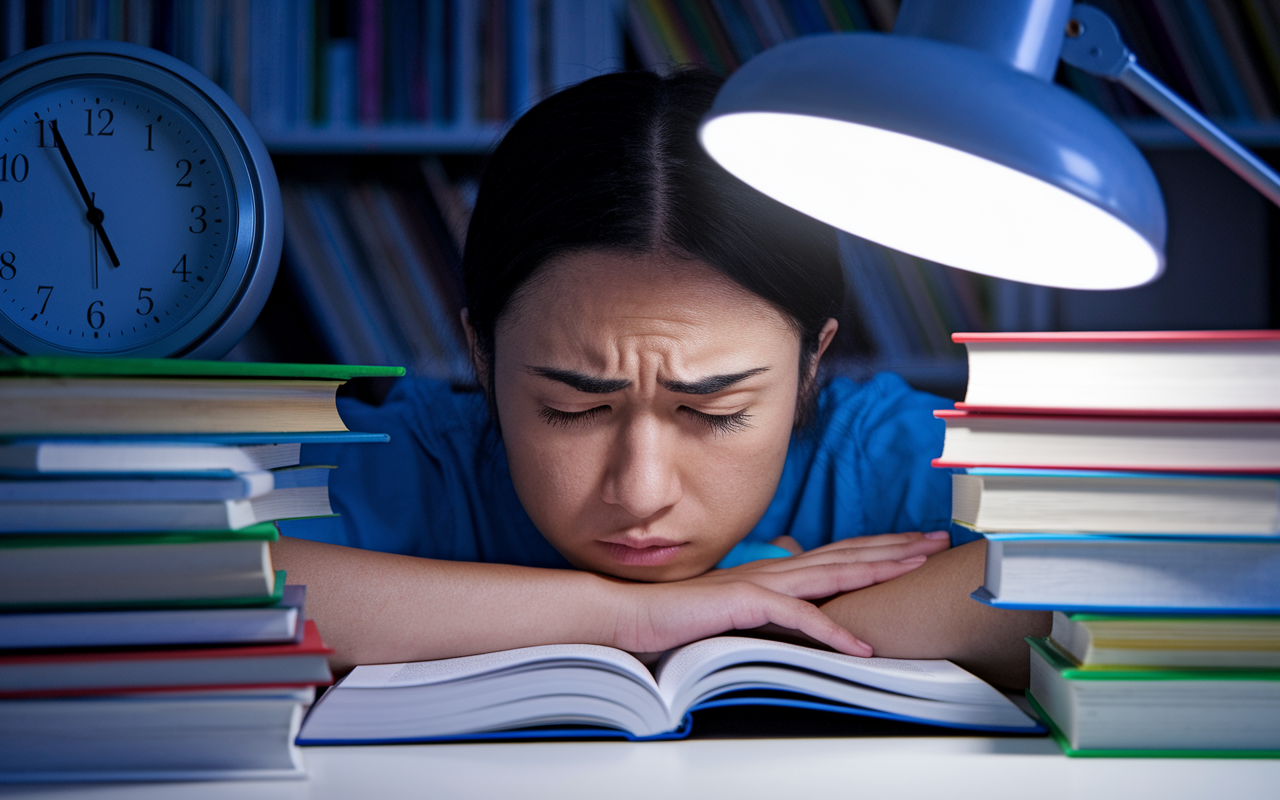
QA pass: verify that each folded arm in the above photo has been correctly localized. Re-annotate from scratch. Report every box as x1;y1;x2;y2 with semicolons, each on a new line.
271;534;941;672
819;539;1051;690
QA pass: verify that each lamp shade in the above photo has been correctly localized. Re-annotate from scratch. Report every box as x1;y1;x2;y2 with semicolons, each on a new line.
699;33;1167;290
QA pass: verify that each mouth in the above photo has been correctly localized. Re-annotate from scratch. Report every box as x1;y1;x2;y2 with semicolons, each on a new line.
598;536;688;568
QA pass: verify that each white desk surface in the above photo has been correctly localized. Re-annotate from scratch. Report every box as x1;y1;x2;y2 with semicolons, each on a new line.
1;737;1277;800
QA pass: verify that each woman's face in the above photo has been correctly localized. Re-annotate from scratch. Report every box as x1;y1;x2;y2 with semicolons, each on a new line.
480;249;834;582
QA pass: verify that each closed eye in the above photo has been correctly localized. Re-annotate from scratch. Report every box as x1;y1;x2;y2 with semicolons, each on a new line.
539;405;609;427
680;407;753;435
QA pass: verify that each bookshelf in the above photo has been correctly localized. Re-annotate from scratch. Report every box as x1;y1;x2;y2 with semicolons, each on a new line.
4;1;1277;400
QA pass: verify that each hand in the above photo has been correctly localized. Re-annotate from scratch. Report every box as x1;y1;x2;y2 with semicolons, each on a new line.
604;531;950;657
49;119;120;268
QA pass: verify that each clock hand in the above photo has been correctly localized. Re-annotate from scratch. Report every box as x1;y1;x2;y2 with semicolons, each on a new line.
49;119;121;268
91;207;98;290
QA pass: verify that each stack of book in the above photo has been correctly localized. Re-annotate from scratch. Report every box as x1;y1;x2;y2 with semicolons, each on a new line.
935;331;1280;757
0;356;401;782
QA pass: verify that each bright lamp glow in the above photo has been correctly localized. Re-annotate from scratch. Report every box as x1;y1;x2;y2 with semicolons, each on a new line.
701;111;1163;290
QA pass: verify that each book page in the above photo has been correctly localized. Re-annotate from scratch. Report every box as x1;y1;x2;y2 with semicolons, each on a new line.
341;643;659;692
654;636;1008;708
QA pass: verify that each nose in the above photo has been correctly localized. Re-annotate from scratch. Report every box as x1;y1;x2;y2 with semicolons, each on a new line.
600;412;683;520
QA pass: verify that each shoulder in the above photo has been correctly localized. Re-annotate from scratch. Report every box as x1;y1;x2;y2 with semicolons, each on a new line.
812;372;951;447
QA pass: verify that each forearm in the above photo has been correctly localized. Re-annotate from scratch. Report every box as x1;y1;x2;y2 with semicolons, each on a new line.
272;536;623;671
819;540;1050;690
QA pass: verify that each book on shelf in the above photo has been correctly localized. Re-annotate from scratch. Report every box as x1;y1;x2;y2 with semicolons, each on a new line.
933;410;1280;472
0;466;331;502
0;687;315;782
10;1;622;137
971;534;1280;613
296;635;1041;744
1027;637;1280;757
0;586;307;650
0;621;332;698
1049;611;1280;670
954;331;1280;416
952;468;1280;536
0;527;282;608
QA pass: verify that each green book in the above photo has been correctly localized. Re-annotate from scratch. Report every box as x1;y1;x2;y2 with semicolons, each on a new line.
1028;637;1280;757
0;355;405;380
0;518;284;609
0;358;405;436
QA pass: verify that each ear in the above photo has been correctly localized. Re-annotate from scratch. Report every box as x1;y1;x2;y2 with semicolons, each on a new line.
807;318;839;383
460;308;488;391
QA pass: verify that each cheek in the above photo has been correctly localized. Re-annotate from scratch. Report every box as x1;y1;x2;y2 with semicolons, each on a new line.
497;397;609;545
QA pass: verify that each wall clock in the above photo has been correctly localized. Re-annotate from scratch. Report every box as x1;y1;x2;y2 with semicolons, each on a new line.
0;40;281;358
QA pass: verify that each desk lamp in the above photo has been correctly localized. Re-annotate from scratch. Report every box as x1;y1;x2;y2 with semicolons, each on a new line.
699;0;1280;290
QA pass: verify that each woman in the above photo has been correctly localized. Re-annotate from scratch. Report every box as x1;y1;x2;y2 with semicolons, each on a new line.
274;70;1048;688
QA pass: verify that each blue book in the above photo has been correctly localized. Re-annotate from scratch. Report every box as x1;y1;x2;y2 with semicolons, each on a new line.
295;636;1042;744
974;533;1280;613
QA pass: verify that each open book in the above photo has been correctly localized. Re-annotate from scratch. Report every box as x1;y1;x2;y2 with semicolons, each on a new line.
297;636;1042;743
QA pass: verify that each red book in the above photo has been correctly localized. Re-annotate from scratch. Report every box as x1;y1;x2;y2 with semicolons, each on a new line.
933;409;1280;473
0;621;333;698
952;330;1280;417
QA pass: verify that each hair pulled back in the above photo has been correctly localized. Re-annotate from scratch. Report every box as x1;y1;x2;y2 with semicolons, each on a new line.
463;69;844;425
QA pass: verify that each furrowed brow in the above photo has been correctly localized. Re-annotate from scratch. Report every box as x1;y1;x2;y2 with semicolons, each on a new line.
660;367;770;395
527;367;631;394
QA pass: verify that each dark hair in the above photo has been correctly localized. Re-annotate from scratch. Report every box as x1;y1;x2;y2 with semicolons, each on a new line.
463;69;844;426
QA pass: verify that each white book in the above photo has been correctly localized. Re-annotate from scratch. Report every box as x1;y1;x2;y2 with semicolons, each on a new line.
297;636;1039;743
0;442;302;474
935;411;1280;472
953;469;1280;535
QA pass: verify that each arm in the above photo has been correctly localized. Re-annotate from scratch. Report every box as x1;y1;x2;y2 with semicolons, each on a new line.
819;539;1051;690
272;534;938;672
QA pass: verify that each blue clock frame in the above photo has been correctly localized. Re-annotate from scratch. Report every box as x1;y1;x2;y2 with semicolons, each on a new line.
0;40;282;359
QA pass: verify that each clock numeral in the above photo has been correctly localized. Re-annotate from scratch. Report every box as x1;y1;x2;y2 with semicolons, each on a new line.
176;159;193;187
0;200;4;220
86;108;114;137
189;205;207;234
0;251;15;280
0;153;29;183
144;124;154;151
35;285;52;315
86;300;105;330
136;287;153;316
172;254;190;282
36;119;54;148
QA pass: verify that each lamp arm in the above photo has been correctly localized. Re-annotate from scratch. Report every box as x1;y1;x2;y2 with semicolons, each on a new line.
1061;4;1280;209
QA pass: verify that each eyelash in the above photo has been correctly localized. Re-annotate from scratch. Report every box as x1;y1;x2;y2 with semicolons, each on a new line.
537;405;752;435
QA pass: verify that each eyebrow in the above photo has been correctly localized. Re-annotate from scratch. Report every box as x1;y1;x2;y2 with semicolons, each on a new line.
527;366;769;396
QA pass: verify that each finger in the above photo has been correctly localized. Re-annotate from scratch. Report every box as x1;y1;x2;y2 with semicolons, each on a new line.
807;530;951;553
720;556;927;600
732;589;872;657
732;537;948;573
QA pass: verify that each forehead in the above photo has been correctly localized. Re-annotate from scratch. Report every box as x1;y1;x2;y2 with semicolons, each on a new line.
498;249;796;345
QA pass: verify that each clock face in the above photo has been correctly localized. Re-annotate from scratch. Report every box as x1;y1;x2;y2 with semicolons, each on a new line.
0;76;236;353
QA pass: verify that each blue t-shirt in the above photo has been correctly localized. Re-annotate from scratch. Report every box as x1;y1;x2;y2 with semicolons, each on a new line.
279;373;958;568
